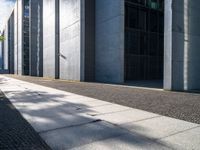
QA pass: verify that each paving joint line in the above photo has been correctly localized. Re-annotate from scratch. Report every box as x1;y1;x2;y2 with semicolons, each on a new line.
120;115;162;125
77;103;114;110
38;119;102;134
87;108;132;116
101;120;173;149
156;125;200;141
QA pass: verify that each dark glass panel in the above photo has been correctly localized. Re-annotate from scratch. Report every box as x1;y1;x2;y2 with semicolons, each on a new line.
23;0;30;75
125;0;164;81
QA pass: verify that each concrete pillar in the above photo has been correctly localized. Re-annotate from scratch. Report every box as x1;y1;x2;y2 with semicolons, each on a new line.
17;0;23;75
164;0;173;90
3;25;9;71
8;12;15;74
95;0;125;83
30;0;43;77
1;31;5;70
13;0;24;75
164;0;200;91
0;41;2;69
14;2;18;74
43;0;58;78
59;0;80;80
59;0;95;81
13;0;29;75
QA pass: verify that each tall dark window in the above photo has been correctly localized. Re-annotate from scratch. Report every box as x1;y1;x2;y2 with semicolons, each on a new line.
125;0;164;80
23;0;30;75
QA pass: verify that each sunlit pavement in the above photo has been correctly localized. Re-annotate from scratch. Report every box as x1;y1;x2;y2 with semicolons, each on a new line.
5;74;200;125
0;75;200;150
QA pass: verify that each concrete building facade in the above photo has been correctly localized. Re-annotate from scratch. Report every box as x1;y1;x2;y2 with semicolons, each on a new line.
43;0;58;79
3;25;9;71
0;11;14;74
29;0;43;76
1;31;5;70
0;41;2;69
95;0;124;83
43;0;95;81
164;0;200;91
1;0;200;91
8;12;15;74
15;0;23;75
58;0;95;81
12;0;43;76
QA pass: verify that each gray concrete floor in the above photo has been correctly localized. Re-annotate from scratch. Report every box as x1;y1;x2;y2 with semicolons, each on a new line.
0;75;200;150
5;74;200;124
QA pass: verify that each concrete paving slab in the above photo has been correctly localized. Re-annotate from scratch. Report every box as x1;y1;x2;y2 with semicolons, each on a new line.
159;126;200;150
86;104;131;116
12;101;76;111
1;77;108;107
53;96;112;108
71;132;171;150
4;90;59;104
29;113;95;133
94;109;160;125
5;91;114;118
40;121;127;150
55;95;97;103
121;116;199;139
4;93;97;133
0;83;97;133
71;99;111;108
5;92;68;111
40;121;166;150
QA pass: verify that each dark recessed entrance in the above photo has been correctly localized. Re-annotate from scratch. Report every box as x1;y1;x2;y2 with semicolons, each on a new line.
125;0;164;83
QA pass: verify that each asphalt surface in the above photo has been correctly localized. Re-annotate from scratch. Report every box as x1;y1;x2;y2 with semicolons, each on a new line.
4;75;200;124
0;91;51;150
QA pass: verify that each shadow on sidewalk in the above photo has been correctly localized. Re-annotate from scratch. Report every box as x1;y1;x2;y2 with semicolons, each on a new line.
0;77;172;150
0;91;51;150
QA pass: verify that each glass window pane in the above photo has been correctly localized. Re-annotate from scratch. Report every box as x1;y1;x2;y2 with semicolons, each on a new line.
125;0;164;80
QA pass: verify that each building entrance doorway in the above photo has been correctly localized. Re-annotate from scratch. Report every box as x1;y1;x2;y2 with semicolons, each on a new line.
125;0;164;86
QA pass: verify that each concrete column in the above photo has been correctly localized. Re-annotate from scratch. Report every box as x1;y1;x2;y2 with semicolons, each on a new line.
30;0;43;77
8;12;15;74
59;0;81;81
3;25;9;70
164;0;173;90
164;0;200;91
17;0;23;75
43;0;58;78
14;2;18;74
95;0;125;83
0;41;2;69
14;0;29;75
59;0;95;81
1;32;5;70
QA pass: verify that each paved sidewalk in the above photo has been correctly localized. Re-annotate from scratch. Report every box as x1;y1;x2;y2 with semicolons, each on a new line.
0;75;200;150
0;91;50;150
5;74;200;124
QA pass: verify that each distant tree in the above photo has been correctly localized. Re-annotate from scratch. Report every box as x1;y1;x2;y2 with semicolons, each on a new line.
0;35;5;41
